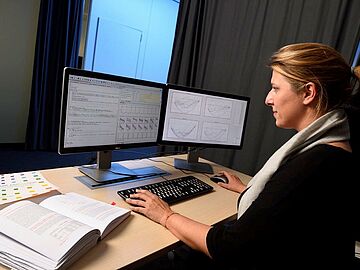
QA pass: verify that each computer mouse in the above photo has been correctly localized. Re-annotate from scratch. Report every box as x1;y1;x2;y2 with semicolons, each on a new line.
210;174;229;184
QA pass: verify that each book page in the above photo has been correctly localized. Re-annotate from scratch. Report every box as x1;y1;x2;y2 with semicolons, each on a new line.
0;232;61;270
0;200;99;262
0;231;99;270
39;192;130;239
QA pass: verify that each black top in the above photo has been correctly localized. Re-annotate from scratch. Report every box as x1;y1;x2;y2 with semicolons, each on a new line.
207;144;358;269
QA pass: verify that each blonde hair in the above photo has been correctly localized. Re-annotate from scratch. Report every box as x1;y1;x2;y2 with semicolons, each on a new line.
353;66;360;80
269;43;358;114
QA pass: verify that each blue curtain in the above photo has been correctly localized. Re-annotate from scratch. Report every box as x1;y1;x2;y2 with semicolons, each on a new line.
25;0;84;151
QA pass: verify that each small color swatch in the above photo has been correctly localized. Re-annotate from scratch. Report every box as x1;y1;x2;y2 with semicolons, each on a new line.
0;171;58;204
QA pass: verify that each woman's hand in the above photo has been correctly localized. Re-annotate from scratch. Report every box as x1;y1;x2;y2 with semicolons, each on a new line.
125;189;174;225
217;171;247;193
127;189;212;255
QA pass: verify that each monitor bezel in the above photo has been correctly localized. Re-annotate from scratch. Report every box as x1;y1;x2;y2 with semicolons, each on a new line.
58;67;166;155
158;83;250;150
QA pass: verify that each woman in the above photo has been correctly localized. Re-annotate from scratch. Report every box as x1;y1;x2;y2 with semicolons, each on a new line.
127;43;360;269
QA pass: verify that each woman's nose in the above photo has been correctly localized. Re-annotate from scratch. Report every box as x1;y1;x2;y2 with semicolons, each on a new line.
265;90;273;106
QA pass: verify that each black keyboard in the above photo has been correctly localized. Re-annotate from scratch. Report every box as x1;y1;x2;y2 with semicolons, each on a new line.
117;175;213;204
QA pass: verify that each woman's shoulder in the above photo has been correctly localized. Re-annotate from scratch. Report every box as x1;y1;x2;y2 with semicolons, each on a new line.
277;144;353;182
279;144;354;182
294;144;352;162
267;144;355;201
326;141;352;152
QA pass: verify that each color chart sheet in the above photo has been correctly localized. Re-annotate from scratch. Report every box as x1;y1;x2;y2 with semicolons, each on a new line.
0;171;58;204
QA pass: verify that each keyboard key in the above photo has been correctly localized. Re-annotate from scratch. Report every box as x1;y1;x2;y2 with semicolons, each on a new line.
117;175;213;204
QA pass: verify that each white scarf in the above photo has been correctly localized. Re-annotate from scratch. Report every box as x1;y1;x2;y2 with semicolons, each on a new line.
238;109;350;218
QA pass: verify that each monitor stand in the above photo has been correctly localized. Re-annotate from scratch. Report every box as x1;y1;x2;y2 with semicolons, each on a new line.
174;147;214;174
79;150;137;183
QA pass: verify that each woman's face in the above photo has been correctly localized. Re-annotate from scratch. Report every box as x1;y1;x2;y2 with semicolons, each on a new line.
265;70;307;131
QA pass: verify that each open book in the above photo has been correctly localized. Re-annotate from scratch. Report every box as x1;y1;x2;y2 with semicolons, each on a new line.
0;192;131;270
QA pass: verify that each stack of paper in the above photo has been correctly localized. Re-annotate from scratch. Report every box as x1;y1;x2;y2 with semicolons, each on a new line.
0;192;131;270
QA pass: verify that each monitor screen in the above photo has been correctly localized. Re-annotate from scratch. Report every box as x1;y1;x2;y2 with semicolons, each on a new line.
159;84;250;173
59;67;165;182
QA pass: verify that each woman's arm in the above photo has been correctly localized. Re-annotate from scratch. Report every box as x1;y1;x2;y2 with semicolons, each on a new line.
126;189;212;256
125;170;245;256
165;211;212;256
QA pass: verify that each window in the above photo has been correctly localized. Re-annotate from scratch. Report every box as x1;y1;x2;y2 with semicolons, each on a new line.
80;0;179;83
352;40;360;67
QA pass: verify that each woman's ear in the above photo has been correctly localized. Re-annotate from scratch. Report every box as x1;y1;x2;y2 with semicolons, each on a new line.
302;82;317;105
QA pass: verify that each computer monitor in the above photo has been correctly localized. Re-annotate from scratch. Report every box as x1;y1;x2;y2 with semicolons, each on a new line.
58;67;165;182
159;84;250;173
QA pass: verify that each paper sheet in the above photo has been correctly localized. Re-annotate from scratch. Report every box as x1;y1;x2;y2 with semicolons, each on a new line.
0;171;58;204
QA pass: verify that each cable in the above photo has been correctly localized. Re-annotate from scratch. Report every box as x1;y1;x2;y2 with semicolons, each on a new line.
114;146;208;161
146;157;214;177
147;158;175;167
85;147;208;166
85;147;211;178
146;158;193;174
108;170;164;179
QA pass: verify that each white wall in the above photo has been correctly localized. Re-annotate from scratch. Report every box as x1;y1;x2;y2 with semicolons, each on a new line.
0;0;40;143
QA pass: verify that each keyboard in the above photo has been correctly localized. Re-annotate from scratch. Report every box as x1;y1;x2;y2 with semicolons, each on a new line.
117;175;213;204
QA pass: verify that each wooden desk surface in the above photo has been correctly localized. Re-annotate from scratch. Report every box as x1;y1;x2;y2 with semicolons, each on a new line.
0;155;252;270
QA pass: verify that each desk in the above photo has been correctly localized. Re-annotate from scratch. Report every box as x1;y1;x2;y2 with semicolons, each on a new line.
0;154;252;270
